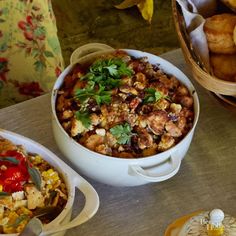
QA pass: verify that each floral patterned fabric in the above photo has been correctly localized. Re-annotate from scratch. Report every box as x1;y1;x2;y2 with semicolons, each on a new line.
0;0;64;108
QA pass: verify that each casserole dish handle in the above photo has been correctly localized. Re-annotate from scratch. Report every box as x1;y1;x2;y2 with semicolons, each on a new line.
70;43;114;64
129;155;181;182
44;174;99;234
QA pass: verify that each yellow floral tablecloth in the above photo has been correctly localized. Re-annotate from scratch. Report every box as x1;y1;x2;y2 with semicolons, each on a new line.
0;0;64;108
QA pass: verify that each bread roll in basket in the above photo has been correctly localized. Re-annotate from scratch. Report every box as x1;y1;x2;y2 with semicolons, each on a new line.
172;0;236;96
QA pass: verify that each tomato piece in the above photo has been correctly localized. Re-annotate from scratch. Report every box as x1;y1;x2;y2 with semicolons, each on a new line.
3;181;24;192
0;151;30;193
4;167;25;182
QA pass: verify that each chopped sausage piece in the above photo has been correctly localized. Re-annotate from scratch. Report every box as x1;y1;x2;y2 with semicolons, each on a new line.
121;76;133;86
134;72;147;90
177;116;187;131
137;128;154;150
146;111;169;135
157;134;175;151
165;121;182;137
119;85;138;95
177;85;189;96
180;96;194;108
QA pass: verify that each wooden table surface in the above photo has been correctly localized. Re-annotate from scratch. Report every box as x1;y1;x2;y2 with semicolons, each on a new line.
0;49;236;236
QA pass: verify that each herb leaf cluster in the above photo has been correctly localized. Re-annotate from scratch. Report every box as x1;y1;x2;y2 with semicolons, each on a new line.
144;88;167;103
74;82;111;106
75;110;91;129
110;123;133;145
74;58;133;128
83;58;133;89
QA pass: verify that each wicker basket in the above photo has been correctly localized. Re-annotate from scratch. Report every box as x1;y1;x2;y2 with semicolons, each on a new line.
172;0;236;96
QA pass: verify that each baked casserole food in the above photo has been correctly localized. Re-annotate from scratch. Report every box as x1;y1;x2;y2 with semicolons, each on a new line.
56;50;195;158
0;137;68;234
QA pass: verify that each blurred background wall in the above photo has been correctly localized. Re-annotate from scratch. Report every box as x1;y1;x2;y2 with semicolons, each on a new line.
51;0;179;65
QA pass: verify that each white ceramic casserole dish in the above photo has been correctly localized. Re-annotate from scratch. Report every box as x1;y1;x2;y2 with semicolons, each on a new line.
51;44;200;187
0;129;99;236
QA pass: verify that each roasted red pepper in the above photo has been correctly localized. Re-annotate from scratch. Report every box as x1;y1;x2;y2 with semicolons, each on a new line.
0;150;30;193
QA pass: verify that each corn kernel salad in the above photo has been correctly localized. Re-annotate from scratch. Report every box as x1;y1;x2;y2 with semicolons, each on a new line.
0;137;68;234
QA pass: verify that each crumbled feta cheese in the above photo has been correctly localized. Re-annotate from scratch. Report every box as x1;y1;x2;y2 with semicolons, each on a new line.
12;191;25;201
96;128;106;136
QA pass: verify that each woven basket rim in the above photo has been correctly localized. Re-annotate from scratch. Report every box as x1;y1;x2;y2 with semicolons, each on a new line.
172;0;236;96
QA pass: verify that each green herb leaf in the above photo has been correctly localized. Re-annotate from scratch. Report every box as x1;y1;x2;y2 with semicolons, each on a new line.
95;85;112;105
83;58;133;89
28;166;42;191
104;63;118;76
75;110;91;129
75;85;111;106
110;123;133;145
144;88;166;103
0;192;10;197
0;157;19;165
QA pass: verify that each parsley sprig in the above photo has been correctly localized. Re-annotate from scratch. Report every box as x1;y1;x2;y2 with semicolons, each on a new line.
110;123;133;145
75;110;91;129
143;88;170;103
74;58;133;128
83;58;133;89
74;83;111;106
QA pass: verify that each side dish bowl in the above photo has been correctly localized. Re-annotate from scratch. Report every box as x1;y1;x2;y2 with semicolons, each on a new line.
51;45;200;187
0;129;99;236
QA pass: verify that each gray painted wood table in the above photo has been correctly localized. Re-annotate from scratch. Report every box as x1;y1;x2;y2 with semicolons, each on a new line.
0;49;236;236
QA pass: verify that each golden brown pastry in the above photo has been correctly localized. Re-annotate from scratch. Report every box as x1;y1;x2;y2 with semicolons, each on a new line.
210;53;236;81
220;0;236;12
204;13;236;54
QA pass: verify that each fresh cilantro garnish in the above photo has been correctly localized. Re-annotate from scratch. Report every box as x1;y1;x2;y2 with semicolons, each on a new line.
143;88;167;103
75;110;91;129
110;123;133;145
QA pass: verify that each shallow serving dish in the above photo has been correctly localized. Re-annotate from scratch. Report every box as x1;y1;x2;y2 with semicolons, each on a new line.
51;44;200;187
0;129;99;236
